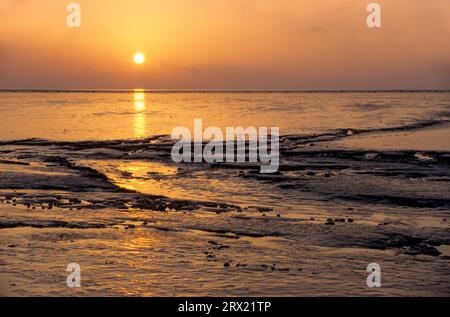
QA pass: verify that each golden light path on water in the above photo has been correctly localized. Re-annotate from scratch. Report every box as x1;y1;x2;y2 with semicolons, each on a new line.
133;90;147;138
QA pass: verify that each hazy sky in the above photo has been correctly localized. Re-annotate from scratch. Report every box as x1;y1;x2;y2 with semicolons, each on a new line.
0;0;449;89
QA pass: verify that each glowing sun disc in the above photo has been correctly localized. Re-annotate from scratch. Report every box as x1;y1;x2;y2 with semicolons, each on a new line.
134;53;145;64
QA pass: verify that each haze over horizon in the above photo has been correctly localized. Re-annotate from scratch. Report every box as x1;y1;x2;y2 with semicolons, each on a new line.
1;0;449;90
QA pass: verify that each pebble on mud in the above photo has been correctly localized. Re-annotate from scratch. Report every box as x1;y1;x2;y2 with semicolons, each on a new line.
325;219;335;225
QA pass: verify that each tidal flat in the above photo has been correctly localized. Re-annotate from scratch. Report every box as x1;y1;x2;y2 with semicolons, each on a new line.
0;91;449;296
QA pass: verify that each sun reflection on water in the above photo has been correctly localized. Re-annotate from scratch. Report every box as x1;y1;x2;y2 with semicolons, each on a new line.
133;90;147;138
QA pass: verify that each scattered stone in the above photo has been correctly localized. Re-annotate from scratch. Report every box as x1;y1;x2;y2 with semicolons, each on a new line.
261;264;277;271
335;218;346;223
223;262;230;267
278;268;290;272
347;218;354;223
8;244;16;248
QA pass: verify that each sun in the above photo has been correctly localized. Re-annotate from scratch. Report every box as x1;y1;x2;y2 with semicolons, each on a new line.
133;53;145;64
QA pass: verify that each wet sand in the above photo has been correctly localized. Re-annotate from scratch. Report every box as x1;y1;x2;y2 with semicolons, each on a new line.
328;122;450;152
1;122;449;296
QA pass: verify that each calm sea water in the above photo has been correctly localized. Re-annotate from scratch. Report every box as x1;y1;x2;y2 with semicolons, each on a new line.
1;91;449;141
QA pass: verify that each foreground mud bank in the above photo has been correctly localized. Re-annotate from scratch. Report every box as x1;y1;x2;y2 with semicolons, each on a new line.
1;122;449;296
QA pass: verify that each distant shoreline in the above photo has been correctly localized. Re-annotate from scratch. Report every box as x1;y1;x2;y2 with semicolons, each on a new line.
0;89;449;94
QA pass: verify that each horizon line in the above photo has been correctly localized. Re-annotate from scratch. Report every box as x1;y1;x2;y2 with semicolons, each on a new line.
1;88;449;93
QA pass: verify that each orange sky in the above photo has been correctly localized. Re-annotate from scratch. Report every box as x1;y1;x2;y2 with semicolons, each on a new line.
0;0;449;89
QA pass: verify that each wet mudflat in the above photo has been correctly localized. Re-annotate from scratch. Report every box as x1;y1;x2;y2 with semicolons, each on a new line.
1;91;449;296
